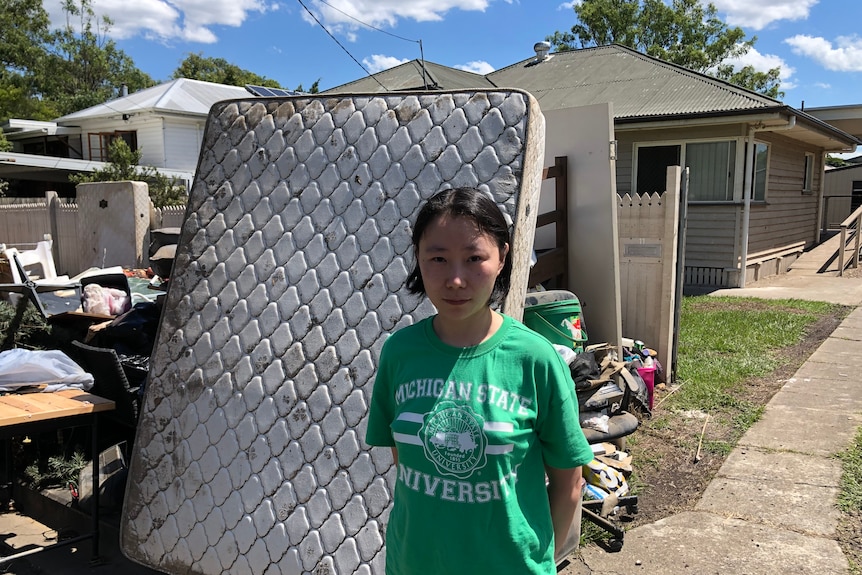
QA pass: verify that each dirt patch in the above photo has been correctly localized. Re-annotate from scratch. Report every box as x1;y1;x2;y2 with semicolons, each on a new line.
620;306;861;564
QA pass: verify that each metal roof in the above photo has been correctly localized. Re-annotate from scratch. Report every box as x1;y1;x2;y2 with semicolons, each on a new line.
487;44;782;117
55;78;251;123
322;44;857;150
323;60;497;94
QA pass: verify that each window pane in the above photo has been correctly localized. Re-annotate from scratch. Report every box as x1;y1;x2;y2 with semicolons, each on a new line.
636;145;680;195
803;154;814;192
753;143;768;201
686;141;735;201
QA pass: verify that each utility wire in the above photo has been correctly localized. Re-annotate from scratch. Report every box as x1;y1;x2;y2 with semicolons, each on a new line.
296;0;388;91
313;0;428;88
316;0;420;43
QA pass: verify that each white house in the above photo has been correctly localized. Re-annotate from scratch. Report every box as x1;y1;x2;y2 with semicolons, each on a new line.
0;79;256;195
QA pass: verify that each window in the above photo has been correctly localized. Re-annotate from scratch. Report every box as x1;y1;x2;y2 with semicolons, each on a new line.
685;141;736;202
88;131;137;161
749;142;769;201
635;139;772;202
635;145;680;195
803;153;815;194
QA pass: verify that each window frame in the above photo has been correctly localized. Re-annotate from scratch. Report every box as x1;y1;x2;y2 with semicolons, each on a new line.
87;131;138;162
748;140;770;203
633;137;747;203
802;152;815;195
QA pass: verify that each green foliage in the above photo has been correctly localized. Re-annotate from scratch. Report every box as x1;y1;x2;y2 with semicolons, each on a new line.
24;450;87;490
826;155;851;168
294;79;321;94
837;427;862;513
0;300;53;349
715;63;783;99
0;0;153;120
549;0;782;97
40;0;155;115
173;52;283;88
70;139;187;207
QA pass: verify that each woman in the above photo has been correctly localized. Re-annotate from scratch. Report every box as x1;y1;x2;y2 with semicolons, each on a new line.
366;187;593;574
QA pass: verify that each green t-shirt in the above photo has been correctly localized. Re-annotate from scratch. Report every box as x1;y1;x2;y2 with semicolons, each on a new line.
366;314;593;575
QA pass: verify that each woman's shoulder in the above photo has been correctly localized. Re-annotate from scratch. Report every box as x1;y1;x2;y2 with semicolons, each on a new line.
504;316;562;356
382;316;431;348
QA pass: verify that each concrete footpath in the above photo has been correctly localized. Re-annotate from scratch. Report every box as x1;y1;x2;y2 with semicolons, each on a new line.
3;274;861;575
563;274;862;575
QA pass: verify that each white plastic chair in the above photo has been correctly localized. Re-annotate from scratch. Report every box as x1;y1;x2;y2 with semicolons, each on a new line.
2;239;68;283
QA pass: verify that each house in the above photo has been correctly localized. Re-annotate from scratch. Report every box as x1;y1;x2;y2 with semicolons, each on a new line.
324;44;861;289
0;79;257;196
805;104;862;227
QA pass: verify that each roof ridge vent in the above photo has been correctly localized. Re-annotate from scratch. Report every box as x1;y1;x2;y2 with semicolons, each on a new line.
534;41;551;62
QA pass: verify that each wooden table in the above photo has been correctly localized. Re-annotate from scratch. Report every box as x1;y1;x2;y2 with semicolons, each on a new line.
0;388;115;565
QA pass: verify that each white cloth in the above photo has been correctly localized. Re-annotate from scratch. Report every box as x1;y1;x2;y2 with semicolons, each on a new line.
0;349;94;392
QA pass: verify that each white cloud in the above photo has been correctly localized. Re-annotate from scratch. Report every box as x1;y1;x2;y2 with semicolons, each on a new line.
42;0;496;45
723;47;796;88
307;0;490;32
455;60;495;74
362;54;410;73
43;0;270;43
710;0;817;31
557;1;578;9
785;34;862;72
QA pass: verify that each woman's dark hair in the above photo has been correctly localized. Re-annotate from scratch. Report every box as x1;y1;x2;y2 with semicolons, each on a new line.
405;187;513;305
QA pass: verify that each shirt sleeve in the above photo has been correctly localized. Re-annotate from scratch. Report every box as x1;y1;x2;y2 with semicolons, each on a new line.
536;348;594;469
365;338;396;447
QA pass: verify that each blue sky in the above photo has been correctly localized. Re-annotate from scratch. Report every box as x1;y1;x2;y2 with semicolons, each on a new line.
43;0;862;108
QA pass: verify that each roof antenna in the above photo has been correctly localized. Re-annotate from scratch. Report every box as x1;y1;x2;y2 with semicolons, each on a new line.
419;39;428;89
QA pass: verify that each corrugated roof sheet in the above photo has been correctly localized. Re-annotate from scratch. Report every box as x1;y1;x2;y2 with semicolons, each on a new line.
56;79;251;122
323;61;496;94
487;45;780;117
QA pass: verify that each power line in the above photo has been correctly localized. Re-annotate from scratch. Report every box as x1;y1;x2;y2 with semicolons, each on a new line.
315;0;420;44
303;1;430;90
295;0;388;91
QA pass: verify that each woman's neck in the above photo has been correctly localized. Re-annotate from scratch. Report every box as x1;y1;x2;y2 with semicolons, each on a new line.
433;310;503;348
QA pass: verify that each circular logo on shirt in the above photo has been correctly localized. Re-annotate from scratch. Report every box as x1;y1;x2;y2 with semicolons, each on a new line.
421;402;487;479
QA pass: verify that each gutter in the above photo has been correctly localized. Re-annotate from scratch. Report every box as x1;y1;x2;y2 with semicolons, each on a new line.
738;115;796;288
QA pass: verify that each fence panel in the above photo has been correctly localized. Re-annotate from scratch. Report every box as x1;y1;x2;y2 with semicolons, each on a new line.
617;166;680;376
2;194;191;276
155;205;187;229
0;200;51;247
53;199;81;275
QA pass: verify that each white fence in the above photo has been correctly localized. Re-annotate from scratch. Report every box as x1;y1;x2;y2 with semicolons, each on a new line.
617;167;681;377
0;193;187;276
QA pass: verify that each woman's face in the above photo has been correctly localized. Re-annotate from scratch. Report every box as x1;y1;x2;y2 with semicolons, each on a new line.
416;214;508;327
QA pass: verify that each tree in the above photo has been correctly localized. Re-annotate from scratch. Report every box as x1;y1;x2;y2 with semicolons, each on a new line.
549;0;782;98
39;0;155;116
70;139;187;207
0;129;8;196
0;0;56;120
294;79;321;94
0;0;154;120
826;155;850;168
173;52;321;93
173;53;284;88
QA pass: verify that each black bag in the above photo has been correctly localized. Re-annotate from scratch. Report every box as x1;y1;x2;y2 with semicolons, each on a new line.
570;351;601;390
